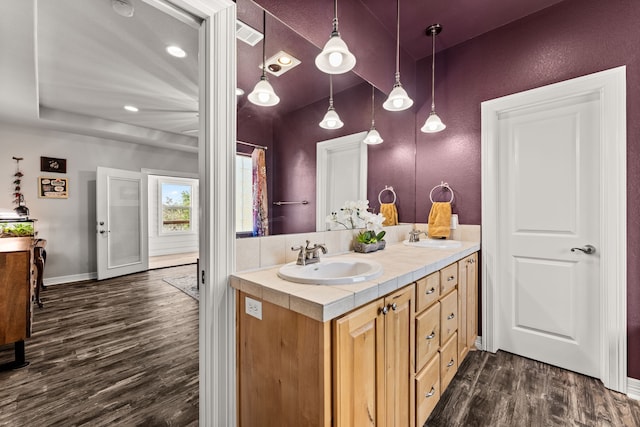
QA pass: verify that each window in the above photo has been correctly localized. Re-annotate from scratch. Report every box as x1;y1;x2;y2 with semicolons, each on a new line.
236;154;253;233
160;181;193;234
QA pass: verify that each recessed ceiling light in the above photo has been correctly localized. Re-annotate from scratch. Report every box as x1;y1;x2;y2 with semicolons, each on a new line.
277;55;292;66
124;105;139;112
261;50;301;76
166;45;187;58
236;88;245;96
111;0;134;18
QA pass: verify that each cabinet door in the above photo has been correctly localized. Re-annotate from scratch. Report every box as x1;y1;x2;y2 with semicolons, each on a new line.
385;286;415;427
439;332;458;391
440;263;458;295
467;253;478;351
440;289;458;344
334;298;386;427
416;303;439;372
416;272;439;313
416;353;440;427
458;258;469;361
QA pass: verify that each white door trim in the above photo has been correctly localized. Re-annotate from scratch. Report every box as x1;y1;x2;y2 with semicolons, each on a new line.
481;66;627;392
316;131;368;231
166;0;236;425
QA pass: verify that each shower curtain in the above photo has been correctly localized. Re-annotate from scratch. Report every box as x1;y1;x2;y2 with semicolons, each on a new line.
252;148;269;236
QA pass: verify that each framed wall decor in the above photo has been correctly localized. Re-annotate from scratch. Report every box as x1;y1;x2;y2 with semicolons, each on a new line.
38;177;69;199
40;156;67;173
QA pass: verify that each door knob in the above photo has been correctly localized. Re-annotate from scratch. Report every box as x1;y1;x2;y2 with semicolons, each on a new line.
571;244;596;255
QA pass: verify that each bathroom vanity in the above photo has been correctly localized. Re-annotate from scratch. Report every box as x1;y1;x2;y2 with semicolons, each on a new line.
231;239;479;427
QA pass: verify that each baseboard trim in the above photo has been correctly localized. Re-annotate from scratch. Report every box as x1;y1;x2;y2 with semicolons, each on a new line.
628;377;640;400
44;272;97;286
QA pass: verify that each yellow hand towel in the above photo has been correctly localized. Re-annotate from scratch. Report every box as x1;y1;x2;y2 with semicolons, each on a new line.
380;203;398;226
428;202;451;239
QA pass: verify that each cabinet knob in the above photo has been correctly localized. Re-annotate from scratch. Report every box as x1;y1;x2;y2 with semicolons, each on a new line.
447;275;455;281
425;287;435;295
389;303;397;311
426;331;436;340
425;387;436;398
447;313;455;320
380;305;389;315
447;359;455;367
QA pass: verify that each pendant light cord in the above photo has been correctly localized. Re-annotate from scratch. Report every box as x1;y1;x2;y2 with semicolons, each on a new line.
431;28;436;112
261;11;267;79
329;75;334;108
332;0;339;36
394;0;400;83
371;85;375;127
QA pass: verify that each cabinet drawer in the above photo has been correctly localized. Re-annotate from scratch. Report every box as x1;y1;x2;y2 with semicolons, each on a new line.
416;303;440;372
440;289;458;343
440;263;458;295
439;332;458;391
416;272;440;313
416;352;440;427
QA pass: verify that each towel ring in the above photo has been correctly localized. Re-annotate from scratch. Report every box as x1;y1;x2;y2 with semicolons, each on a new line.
378;185;397;204
429;182;454;203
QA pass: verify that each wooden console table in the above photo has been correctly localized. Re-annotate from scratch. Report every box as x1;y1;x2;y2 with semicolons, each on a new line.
0;237;37;370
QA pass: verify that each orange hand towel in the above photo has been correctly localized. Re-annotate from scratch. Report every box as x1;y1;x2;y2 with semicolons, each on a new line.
380;203;398;226
428;202;451;239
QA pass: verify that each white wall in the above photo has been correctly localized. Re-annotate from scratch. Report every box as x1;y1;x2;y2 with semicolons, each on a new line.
148;174;199;256
0;122;198;283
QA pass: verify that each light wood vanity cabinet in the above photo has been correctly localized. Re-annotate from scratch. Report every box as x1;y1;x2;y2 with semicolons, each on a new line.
236;251;479;427
333;285;415;427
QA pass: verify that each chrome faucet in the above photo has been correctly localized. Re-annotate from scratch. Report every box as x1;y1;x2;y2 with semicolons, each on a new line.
292;240;327;266
408;229;427;243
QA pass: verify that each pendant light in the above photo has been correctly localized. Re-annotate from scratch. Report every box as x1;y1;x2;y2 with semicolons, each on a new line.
363;86;383;145
248;11;280;107
319;75;344;129
315;0;356;74
421;24;446;133
382;0;413;111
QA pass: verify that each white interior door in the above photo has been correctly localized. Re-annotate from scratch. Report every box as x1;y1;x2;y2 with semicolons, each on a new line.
316;131;368;231
97;166;148;280
497;94;600;377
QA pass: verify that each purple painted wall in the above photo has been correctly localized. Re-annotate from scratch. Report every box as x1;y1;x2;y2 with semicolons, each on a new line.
271;82;416;235
414;0;640;379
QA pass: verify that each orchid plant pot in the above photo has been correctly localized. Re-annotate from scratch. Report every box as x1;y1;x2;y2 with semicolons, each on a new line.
353;241;379;253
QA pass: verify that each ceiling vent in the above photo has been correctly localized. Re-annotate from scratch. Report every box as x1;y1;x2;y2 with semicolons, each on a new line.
236;20;263;46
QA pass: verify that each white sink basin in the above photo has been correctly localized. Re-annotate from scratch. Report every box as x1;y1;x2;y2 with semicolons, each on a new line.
402;239;463;249
277;258;383;285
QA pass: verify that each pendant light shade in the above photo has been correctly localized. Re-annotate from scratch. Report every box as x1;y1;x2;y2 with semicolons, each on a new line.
421;24;446;133
383;0;413;111
315;0;356;74
319;75;344;129
248;11;280;107
363;86;383;145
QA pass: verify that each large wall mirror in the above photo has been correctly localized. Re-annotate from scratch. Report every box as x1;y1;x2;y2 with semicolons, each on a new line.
236;0;417;237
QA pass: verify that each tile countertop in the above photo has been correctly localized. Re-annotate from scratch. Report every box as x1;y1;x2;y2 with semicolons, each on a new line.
230;239;481;323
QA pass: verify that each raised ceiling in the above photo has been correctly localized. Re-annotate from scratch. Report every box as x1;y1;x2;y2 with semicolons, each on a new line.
0;0;568;150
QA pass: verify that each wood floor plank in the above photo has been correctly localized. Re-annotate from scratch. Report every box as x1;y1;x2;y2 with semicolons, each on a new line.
425;351;640;427
0;265;198;427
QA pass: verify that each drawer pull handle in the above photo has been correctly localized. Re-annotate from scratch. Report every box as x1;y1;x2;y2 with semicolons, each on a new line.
447;275;455;281
447;359;455;367
426;331;436;340
447;313;455;320
425;387;436;398
426;287;435;295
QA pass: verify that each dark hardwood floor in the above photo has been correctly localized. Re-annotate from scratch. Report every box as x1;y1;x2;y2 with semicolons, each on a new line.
3;266;639;427
0;265;199;427
426;350;640;427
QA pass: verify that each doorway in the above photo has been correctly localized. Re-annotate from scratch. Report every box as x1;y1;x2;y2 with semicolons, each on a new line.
481;67;627;392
